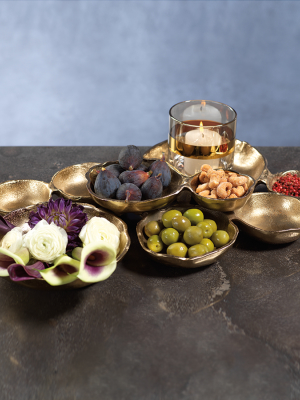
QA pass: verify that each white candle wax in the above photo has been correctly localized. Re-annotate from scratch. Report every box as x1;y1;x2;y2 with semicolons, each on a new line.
184;126;222;175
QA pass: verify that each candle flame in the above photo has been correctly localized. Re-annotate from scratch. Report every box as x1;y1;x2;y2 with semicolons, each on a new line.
201;101;206;107
199;121;204;133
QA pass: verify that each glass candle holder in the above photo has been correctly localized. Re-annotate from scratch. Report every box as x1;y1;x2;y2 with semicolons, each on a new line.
168;100;237;176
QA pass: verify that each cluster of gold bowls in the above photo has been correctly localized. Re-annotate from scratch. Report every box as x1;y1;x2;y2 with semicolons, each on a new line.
1;139;300;276
1;203;130;289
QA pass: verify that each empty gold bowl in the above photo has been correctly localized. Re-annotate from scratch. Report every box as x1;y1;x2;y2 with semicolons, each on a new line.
50;162;98;202
1;202;130;289
0;180;52;215
189;170;256;212
86;161;184;214
230;192;300;244
136;205;239;268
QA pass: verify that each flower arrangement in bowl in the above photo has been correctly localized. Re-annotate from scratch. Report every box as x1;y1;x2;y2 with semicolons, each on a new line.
0;198;130;289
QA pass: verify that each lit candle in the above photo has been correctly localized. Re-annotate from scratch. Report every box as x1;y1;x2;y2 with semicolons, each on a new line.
184;122;222;175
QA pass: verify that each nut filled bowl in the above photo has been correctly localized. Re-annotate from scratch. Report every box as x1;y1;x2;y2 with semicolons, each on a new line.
137;205;239;268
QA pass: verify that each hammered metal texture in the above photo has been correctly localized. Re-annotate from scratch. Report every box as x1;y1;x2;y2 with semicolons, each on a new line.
189;171;256;212
86;161;184;214
232;192;300;244
50;162;98;201
143;139;266;181
136;205;238;268
0;180;52;215
2;203;131;289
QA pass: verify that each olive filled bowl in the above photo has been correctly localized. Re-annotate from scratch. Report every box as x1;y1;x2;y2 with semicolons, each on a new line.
86;161;185;214
1;203;130;289
136;205;239;268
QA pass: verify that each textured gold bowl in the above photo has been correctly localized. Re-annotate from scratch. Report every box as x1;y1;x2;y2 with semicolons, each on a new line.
86;161;185;214
1;203;130;289
231;192;300;244
143;139;267;181
50;162;98;202
258;169;300;198
0;180;52;215
136;205;239;268
189;171;256;212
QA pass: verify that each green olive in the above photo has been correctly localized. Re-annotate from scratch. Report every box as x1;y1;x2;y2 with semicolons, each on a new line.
167;242;188;258
144;220;163;237
188;244;208;258
196;221;214;238
161;228;180;246
183;226;203;246
147;235;164;252
200;238;214;252
211;230;230;248
171;216;191;233
183;209;204;225
203;219;217;232
162;210;182;228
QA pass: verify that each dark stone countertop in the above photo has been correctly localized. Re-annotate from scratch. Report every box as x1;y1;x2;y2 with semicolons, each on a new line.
0;146;300;400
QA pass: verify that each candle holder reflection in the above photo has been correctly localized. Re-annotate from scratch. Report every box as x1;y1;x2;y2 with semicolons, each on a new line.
168;100;237;176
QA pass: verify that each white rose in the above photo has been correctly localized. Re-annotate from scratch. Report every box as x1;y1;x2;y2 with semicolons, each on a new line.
1;227;24;254
23;220;68;263
79;217;120;252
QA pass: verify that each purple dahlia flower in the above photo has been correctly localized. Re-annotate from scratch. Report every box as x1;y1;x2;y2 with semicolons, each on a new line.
28;198;88;251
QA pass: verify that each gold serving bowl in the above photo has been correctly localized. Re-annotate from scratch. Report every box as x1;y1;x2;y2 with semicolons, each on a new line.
0;180;52;215
136;205;239;268
143;139;267;181
230;192;300;244
86;161;185;214
1;203;130;289
258;169;300;197
50;162;98;202
189;171;256;212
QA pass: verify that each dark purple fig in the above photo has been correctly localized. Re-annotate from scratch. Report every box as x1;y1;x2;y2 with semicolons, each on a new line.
118;145;143;171
141;175;163;200
105;163;125;178
116;183;142;202
150;153;171;187
119;170;152;187
136;163;149;172
94;168;121;198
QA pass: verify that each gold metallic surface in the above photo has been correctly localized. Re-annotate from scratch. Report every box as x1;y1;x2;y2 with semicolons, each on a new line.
136;205;238;268
1;203;130;289
258;169;300;197
86;161;185;214
231;192;300;244
143;139;266;181
189;171;256;212
86;161;255;213
0;180;52;215
50;162;98;202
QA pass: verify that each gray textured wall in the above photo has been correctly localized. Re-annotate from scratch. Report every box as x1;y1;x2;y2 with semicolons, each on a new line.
0;1;299;147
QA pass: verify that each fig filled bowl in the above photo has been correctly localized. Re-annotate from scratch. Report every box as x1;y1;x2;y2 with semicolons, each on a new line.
136;205;239;268
86;161;184;214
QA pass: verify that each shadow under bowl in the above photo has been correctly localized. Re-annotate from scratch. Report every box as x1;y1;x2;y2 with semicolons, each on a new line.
86;161;184;214
189;171;256;212
137;205;239;268
50;162;98;202
0;180;52;215
2;203;131;289
232;192;300;244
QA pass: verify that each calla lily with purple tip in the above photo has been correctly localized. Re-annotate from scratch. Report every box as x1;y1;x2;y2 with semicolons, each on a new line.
0;247;30;277
40;254;80;286
8;261;47;281
72;242;117;283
